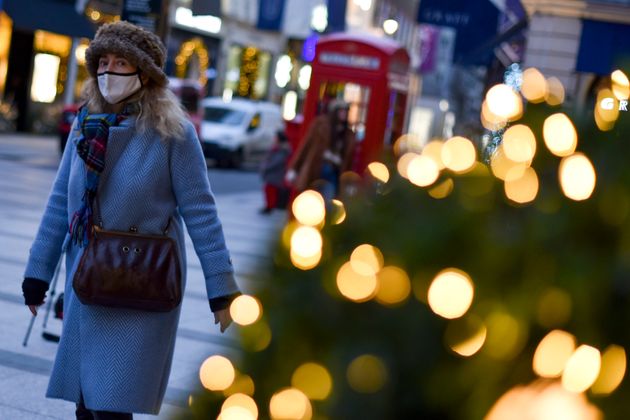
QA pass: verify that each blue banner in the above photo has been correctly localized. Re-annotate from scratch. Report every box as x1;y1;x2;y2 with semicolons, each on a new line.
576;20;630;75
326;0;346;33
417;0;500;65
257;0;286;31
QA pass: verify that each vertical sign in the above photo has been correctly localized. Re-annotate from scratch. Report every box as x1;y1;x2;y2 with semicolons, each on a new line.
326;0;347;33
257;0;286;31
122;0;163;34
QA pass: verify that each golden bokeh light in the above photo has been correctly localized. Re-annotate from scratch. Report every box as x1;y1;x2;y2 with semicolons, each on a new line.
595;106;616;132
269;388;312;420
591;345;626;395
545;77;565;106
484;311;525;360
490;145;528;181
421;140;445;170
596;88;620;130
543;113;578;157
504;166;539;204
611;69;630;100
367;162;390;183
502;124;537;163
218;406;256;420
330;199;346;225
559;153;596;201
221;393;258;420
290;248;322;270
428;178;454;199
481;100;508;130
350;244;384;276
486;380;603;420
199;355;235;391
445;315;487;357
230;295;262;326
397;152;418;179
292;190;326;226
521;68;548;103
346;354;388;393
336;262;378;302
290;226;322;259
407;155;440;187
291;362;333;400
224;374;256;397
393;133;423;155
427;268;474;319
375;266;411;306
485;84;523;121
441;136;477;174
562;345;601;393
281;220;300;250
533;330;576;378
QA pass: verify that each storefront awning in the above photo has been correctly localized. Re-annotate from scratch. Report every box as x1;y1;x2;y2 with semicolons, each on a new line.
3;0;96;38
576;19;630;75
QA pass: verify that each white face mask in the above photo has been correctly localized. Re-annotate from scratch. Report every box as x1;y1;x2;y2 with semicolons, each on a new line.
97;71;142;104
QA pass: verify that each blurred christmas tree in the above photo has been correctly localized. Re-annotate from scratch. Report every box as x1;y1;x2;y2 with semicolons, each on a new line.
182;67;630;420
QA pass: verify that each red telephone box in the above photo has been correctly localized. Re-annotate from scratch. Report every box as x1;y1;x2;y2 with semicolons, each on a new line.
300;33;410;172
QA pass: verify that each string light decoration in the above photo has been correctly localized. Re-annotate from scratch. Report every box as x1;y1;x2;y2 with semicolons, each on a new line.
190;68;630;419
175;38;209;87
238;47;260;98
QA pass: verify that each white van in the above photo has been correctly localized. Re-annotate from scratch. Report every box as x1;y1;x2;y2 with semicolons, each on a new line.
199;97;284;167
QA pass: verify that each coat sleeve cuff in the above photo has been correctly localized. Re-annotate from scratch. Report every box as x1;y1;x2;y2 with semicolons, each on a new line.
22;278;49;306
209;292;241;312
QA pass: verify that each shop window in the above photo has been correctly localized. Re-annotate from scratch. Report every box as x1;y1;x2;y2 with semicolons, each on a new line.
224;45;271;100
31;53;60;103
0;12;13;97
175;37;209;87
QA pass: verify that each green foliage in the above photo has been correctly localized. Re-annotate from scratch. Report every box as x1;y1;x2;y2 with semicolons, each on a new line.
186;101;630;419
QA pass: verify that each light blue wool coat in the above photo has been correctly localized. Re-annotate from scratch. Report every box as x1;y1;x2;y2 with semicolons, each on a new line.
24;116;239;414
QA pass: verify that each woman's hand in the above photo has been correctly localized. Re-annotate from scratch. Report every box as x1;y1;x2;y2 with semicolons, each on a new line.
213;308;233;333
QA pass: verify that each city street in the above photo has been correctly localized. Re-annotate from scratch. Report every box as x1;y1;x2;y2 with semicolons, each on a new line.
0;134;285;419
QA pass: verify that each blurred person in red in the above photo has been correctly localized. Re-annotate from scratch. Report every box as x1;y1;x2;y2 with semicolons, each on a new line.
285;99;356;201
259;130;291;214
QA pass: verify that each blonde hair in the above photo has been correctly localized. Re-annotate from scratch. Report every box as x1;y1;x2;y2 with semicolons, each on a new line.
82;78;188;140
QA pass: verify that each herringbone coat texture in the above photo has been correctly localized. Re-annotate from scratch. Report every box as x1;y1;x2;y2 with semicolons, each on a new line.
24;117;239;414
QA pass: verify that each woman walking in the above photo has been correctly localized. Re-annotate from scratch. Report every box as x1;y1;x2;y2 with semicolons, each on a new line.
21;21;239;419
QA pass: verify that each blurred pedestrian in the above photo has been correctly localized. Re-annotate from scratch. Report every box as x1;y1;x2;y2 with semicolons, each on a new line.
259;130;291;214
286;99;356;201
20;21;239;419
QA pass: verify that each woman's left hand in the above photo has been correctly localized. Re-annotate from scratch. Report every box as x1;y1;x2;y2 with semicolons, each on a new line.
213;309;233;333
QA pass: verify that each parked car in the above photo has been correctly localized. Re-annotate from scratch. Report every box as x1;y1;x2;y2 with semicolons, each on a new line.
58;104;78;153
199;97;284;167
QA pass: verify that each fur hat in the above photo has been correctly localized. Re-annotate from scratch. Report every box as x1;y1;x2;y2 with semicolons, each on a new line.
85;21;168;86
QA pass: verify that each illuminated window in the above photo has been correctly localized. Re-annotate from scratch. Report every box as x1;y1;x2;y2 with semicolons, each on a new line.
31;54;60;103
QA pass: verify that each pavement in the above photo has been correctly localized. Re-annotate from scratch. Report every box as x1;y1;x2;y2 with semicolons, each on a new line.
0;133;286;419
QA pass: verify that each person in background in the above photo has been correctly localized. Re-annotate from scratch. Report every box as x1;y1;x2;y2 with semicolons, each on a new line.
259;130;291;214
21;21;239;420
285;99;356;201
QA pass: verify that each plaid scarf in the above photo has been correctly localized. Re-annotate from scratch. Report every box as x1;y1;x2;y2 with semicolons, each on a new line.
69;106;128;246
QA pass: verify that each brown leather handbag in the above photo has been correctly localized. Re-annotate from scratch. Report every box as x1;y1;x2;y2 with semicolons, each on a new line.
72;222;182;312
